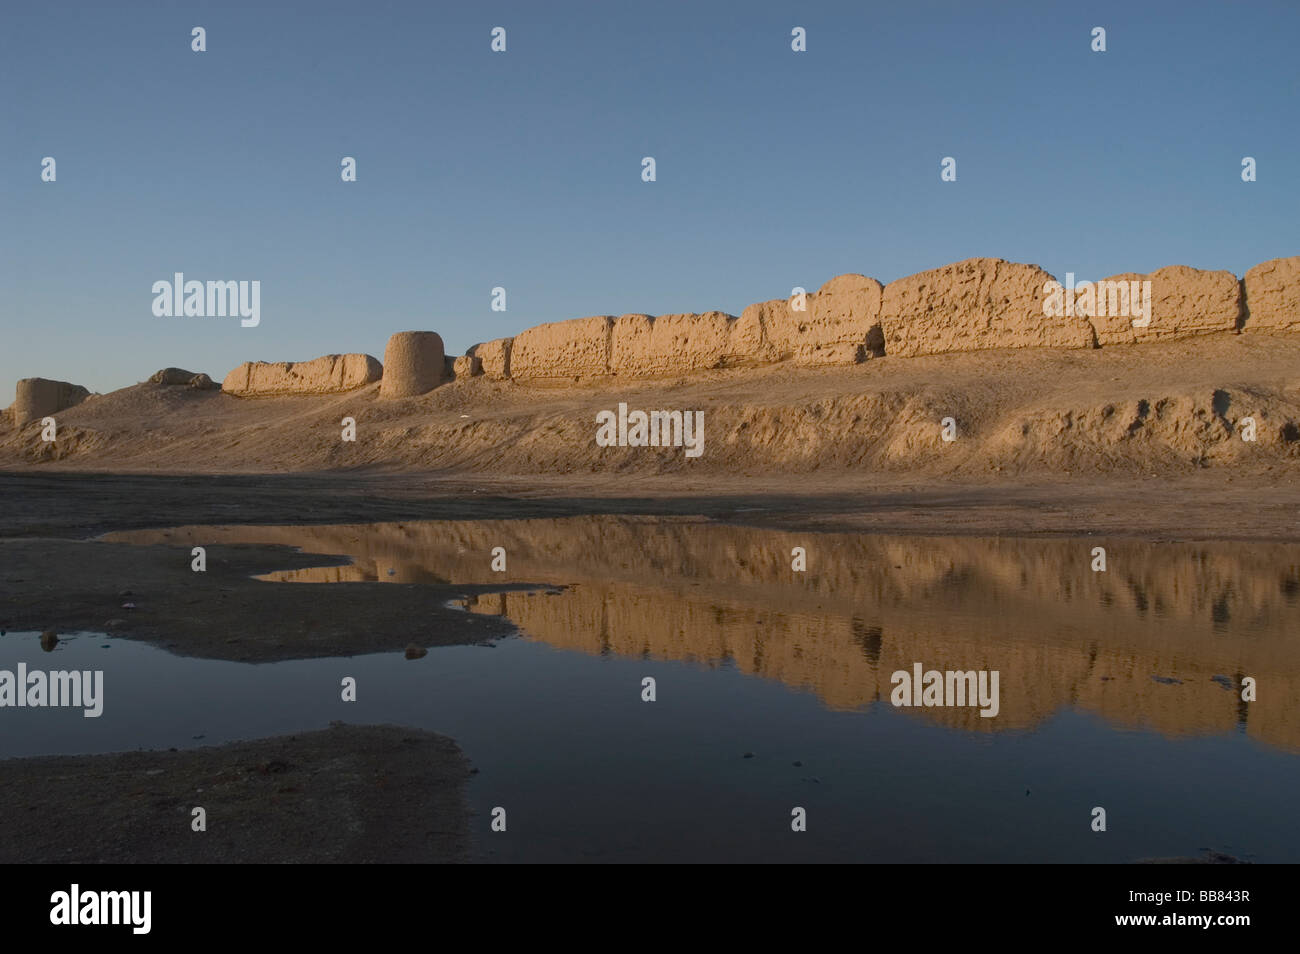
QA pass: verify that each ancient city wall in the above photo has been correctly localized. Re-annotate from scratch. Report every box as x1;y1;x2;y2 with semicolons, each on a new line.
221;354;382;396
450;254;1296;386
509;315;614;380
379;332;444;399
1243;256;1300;332
1087;265;1242;345
10;378;91;425
10;255;1291;412
182;254;1295;400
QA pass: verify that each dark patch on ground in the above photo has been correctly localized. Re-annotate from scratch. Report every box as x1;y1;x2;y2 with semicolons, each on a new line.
0;724;472;863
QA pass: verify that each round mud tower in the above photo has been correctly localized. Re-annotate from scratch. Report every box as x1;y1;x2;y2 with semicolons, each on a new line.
380;331;445;398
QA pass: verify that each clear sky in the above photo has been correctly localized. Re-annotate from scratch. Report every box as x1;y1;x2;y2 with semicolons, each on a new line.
2;0;1296;395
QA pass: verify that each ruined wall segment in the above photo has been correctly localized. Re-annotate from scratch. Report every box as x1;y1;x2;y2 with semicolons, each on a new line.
610;311;738;377
467;338;512;380
453;355;483;378
453;254;1296;384
1087;265;1241;345
12;378;91;425
148;367;219;389
880;258;1093;357
221;354;381;396
1243;256;1300;332
732;275;884;368
509;316;613;380
786;274;884;365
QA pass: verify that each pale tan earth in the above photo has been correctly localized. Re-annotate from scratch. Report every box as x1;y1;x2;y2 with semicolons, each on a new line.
220;353;382;396
741;272;885;367
797;272;886;362
148;367;219;389
509;314;614;380
1244;255;1300;331
105;517;1300;753
379;331;444;399
611;311;738;376
453;354;482;378
880;259;1093;357
467;337;512;379
10;377;90;425
1088;265;1241;346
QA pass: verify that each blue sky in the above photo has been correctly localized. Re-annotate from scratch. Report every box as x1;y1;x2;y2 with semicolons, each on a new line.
2;0;1297;394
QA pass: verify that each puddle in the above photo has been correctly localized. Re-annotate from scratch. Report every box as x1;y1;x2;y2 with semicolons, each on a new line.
19;515;1299;861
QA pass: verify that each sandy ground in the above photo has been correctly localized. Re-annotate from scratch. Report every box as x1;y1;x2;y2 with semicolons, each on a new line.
0;724;472;863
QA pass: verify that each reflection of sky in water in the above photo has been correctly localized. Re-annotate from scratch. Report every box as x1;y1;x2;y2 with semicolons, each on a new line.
2;630;1295;863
